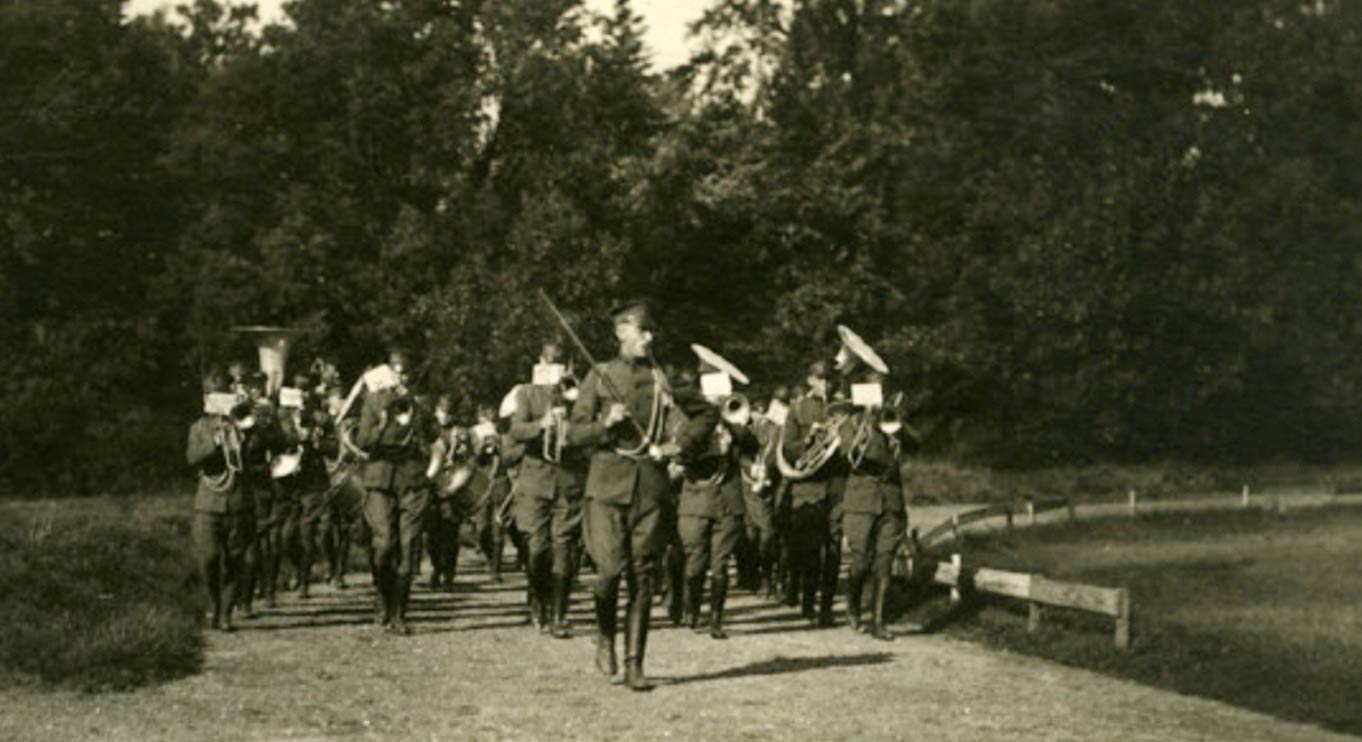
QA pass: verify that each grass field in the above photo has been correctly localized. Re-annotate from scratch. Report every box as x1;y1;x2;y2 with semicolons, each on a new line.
923;506;1362;736
0;496;203;691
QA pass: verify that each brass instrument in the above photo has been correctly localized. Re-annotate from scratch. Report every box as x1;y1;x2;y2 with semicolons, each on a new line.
775;407;850;481
542;405;569;464
202;405;250;492
846;392;904;469
721;393;751;427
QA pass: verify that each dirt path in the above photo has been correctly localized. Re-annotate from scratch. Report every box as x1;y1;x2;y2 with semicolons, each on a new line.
1;539;1352;742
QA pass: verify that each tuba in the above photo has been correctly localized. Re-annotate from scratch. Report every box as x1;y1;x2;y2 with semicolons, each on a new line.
721;393;751;427
234;325;306;476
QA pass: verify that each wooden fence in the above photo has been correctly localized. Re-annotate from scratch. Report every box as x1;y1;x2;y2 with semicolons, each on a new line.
917;552;1132;650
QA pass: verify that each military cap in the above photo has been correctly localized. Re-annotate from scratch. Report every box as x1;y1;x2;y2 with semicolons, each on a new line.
610;298;656;330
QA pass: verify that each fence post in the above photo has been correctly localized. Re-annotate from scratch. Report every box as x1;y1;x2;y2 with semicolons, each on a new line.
1128;489;1137;517
1066;499;1077;524
1114;588;1132;650
1005;507;1014;532
1026;500;1036;526
1027;601;1043;634
1241;484;1249;509
949;553;963;604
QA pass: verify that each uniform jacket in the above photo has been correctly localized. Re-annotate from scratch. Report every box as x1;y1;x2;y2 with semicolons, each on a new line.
567;356;680;508
783;393;849;507
355;388;431;493
837;411;907;516
506;383;586;500
673;389;755;519
186;415;253;515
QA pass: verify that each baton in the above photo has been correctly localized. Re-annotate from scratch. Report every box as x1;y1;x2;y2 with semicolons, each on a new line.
536;289;649;442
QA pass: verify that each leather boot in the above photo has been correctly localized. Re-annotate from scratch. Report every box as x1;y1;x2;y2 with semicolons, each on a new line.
373;569;392;628
389;580;412;636
800;565;818;622
593;582;618;677
870;572;895;641
709;572;729;640
846;573;865;633
684;575;704;631
551;574;574;639
818;546;839;627
624;574;653;692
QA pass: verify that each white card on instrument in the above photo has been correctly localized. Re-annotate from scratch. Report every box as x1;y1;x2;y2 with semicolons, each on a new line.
532;363;564;386
700;372;732;398
765;399;789;426
851;383;884;408
204;392;238;416
278;387;305;409
363;364;400;392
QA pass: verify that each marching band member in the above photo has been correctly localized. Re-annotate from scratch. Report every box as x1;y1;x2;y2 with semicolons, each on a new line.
354;349;434;636
740;386;788;600
838;368;909;640
470;403;517;584
187;372;258;632
295;382;336;600
567;299;682;692
673;344;757;640
782;359;847;627
424;395;471;593
506;340;588;638
240;371;287;615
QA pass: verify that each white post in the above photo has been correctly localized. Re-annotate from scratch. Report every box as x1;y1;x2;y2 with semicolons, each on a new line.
1128;489;1137;517
1241;484;1249;509
949;553;962;604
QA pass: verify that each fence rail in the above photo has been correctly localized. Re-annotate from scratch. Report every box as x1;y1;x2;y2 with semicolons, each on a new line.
918;553;1132;649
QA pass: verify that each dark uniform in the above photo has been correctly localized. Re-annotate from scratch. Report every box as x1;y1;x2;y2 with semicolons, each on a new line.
737;414;781;598
508;383;587;637
568;325;678;690
782;390;848;626
469;425;520;582
674;389;755;639
295;406;336;598
241;398;287;615
425;424;472;592
354;386;433;635
187;409;256;632
839;410;909;640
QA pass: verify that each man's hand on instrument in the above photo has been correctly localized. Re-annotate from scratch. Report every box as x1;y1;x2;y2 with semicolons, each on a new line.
603;402;629;429
539;410;557;430
649;442;681;460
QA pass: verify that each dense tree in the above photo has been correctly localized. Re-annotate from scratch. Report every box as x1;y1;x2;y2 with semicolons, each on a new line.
2;0;1361;493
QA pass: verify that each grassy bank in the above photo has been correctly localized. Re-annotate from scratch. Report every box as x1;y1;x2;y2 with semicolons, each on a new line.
0;495;203;691
904;459;1362;504
917;506;1362;736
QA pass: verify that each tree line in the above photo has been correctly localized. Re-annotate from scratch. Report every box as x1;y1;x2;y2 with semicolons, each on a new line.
3;0;1360;494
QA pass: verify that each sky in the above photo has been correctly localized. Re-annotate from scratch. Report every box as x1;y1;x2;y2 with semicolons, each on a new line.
123;0;710;70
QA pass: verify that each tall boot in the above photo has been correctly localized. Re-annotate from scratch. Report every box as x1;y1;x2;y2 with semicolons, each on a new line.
845;572;865;634
624;574;653;692
818;544;840;627
551;574;574;639
709;572;729;640
593;580;619;677
536;557;554;633
489;531;504;583
800;563;818;622
684;575;704;632
390;579;412;636
373;567;392;628
870;571;895;641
